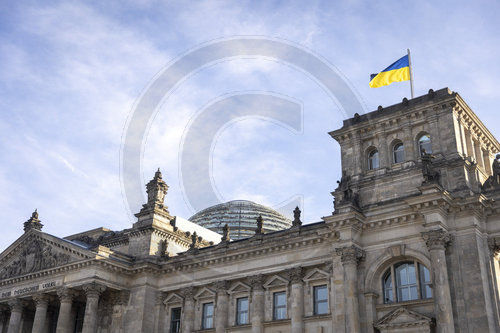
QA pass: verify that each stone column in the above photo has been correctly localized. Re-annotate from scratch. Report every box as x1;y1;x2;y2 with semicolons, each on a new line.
110;291;129;333
153;292;165;333
32;293;50;333
82;283;106;333
0;305;9;333
214;281;229;333
249;275;265;333
422;229;455;333
56;287;74;333
6;299;23;333
336;245;364;333
288;267;304;333
180;287;195;333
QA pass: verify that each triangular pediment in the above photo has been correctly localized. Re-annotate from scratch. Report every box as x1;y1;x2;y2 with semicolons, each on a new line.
164;292;183;304
375;307;433;330
0;230;94;280
228;281;251;294
264;275;288;288
194;287;215;300
303;268;329;282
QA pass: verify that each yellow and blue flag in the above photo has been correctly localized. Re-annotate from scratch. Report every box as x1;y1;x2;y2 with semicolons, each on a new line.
369;55;410;88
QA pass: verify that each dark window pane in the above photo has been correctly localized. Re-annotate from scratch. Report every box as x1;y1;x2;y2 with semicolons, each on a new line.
369;150;379;169
393;143;405;163
236;297;249;325
202;303;214;329
170;308;181;333
273;292;287;320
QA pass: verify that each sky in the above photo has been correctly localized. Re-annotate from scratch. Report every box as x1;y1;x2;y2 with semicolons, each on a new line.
1;0;499;250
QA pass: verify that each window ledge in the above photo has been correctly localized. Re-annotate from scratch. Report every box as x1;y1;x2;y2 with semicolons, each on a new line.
304;313;331;321
263;318;291;327
227;324;251;331
377;298;433;310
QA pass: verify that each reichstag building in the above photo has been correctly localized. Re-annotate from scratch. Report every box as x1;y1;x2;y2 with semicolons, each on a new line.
1;88;499;333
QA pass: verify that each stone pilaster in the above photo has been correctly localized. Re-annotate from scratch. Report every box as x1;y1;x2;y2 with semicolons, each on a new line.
82;283;106;333
32;293;50;333
287;267;304;333
181;287;195;333
422;229;455;333
153;292;165;333
6;299;23;333
56;287;74;333
110;291;129;333
249;274;265;333
336;245;364;333
214;281;229;333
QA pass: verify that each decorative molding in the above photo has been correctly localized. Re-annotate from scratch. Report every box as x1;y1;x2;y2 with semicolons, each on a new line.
336;245;364;265
8;299;24;312
83;282;106;299
213;280;229;293
248;274;265;289
32;293;50;306
180;286;195;300
421;229;451;251
286;267;303;284
57;287;74;302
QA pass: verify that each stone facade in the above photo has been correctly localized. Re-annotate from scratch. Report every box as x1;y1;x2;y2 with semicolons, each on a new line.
1;88;500;333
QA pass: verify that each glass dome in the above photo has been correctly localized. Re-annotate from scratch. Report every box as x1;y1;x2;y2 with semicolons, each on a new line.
188;200;292;240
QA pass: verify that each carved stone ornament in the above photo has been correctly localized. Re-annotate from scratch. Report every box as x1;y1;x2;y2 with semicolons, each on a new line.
32;293;50;306
180;286;195;300
221;224;230;243
23;209;43;233
57;287;74;302
336;245;364;265
136;168;170;217
421;229;451;251
214;280;229;293
248;274;265;289
421;150;440;184
488;237;500;257
110;290;130;306
8;299;24;312
287;267;304;283
0;238;71;279
483;155;500;191
156;291;166;305
83;282;107;299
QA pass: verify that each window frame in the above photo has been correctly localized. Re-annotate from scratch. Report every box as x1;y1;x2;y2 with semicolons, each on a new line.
382;260;433;304
273;291;287;320
201;302;214;329
236;297;249;325
392;142;405;164
170;307;182;333
368;148;380;170
313;285;328;315
418;134;432;156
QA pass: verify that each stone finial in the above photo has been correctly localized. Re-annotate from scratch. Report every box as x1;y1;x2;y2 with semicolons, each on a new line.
287;267;303;283
157;239;169;258
23;209;43;233
221;224;230;242
255;215;264;235
421;229;451;251
336;245;364;266
292;206;302;227
146;168;169;206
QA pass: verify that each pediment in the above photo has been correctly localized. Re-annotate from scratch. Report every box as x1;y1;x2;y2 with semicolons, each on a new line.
374;307;433;330
194;287;215;300
0;231;94;280
303;268;329;282
164;292;183;304
228;281;251;294
264;275;288;288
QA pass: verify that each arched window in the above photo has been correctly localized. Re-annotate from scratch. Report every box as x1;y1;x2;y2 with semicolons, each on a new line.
368;149;379;170
393;142;405;163
382;261;432;304
418;134;432;155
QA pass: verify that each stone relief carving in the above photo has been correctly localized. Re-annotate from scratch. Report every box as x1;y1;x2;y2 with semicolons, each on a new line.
336;171;360;208
0;239;71;279
482;154;500;191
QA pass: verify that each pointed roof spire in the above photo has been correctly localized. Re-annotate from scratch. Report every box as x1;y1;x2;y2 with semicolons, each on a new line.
23;209;43;233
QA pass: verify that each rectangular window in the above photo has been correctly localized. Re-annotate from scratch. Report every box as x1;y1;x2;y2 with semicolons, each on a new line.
313;285;328;315
236;297;249;325
202;302;214;329
170;307;181;333
273;291;286;320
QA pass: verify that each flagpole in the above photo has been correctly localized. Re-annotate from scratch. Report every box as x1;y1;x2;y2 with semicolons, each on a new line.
407;48;415;99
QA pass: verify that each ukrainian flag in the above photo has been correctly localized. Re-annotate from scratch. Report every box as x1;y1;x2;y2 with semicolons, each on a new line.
369;55;410;88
